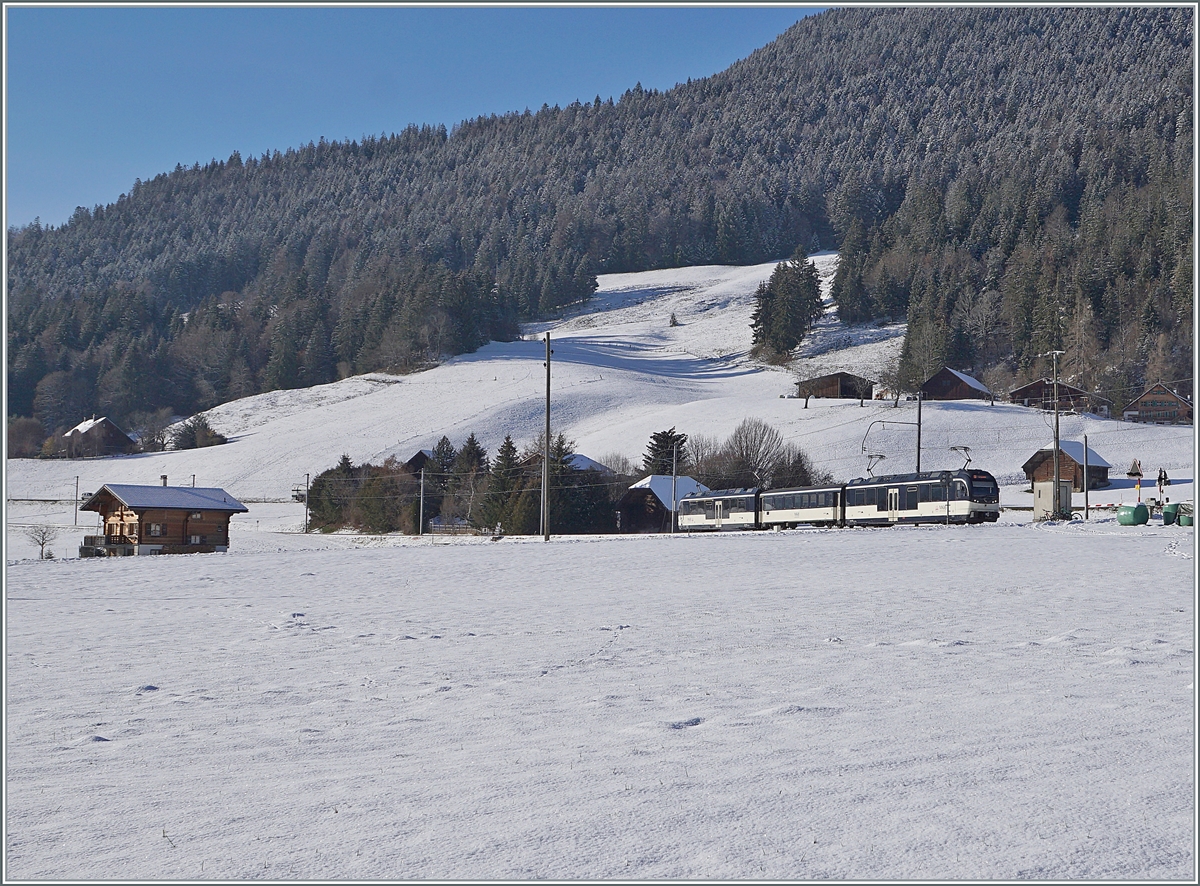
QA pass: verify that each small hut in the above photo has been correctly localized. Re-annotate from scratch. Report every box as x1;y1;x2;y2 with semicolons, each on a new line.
616;475;708;533
1021;442;1111;491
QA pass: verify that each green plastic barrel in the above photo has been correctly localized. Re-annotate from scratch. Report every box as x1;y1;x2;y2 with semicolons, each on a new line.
1163;502;1180;525
1116;503;1150;526
1180;514;1194;527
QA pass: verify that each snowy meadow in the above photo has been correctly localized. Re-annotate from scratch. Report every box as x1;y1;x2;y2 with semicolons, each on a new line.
5;255;1196;879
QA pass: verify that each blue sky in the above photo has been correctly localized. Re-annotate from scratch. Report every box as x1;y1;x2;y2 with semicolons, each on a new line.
4;5;822;229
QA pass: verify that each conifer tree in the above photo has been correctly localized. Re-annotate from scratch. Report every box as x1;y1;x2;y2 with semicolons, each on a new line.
643;428;689;476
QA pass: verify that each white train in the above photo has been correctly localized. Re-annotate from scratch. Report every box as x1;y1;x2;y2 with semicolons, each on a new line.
677;469;1001;531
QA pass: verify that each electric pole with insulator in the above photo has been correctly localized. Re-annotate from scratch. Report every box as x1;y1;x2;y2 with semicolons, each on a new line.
1049;349;1066;519
543;332;552;542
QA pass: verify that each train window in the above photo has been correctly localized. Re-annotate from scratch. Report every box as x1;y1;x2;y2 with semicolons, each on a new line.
931;484;945;502
905;487;919;509
919;485;930;503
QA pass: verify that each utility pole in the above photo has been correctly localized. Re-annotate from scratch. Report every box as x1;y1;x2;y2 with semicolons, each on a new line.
671;442;678;534
74;476;79;526
915;392;922;473
543;332;551;542
419;468;425;535
1083;434;1089;521
304;473;310;533
1049;349;1066;519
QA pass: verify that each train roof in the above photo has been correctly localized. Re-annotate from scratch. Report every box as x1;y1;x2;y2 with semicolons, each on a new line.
679;487;758;499
846;469;992;486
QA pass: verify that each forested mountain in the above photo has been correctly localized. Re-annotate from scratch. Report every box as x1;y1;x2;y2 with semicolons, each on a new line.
7;6;1193;444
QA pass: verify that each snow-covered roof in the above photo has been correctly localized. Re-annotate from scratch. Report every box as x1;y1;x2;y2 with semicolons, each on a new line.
567;453;613;474
943;368;992;395
1032;441;1111;469
82;484;249;513
64;417;121;437
627;475;709;510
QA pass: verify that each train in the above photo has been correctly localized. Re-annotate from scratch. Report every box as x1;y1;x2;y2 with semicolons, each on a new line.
676;468;1001;531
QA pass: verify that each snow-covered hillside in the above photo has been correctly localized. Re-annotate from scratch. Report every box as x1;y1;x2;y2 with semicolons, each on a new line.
5;253;1194;513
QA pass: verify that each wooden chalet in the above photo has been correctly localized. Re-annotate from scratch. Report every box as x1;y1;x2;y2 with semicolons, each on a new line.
403;449;435;475
616;475;708;533
63;416;137;458
919;367;993;402
1121;383;1193;425
1021;442;1111;491
79;481;248;556
795;372;874;401
1008;378;1106;414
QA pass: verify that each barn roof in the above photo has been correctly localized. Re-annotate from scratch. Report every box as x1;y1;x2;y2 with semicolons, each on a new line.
626;475;709;510
81;484;248;513
941;368;992;395
1023;442;1111;470
64;416;132;439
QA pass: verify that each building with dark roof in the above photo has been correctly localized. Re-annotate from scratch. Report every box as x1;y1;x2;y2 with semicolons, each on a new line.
63;416;137;458
795;372;875;401
919;367;993;401
79;481;248;556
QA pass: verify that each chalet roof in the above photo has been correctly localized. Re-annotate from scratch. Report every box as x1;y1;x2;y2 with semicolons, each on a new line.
1009;378;1089;396
64;416;132;438
1023;442;1111;470
567;453;614;474
941;368;991;395
81;484;249;513
795;371;875;385
624;475;709;510
1130;383;1192;405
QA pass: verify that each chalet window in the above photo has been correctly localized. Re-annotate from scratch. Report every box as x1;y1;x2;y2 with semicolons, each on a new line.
147;523;166;537
189;512;203;520
189;535;205;545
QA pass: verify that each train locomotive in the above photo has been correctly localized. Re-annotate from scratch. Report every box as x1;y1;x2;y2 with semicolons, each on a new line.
676;469;1001;531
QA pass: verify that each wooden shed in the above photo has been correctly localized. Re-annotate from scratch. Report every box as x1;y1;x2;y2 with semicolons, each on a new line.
79;482;248;556
796;372;875;401
63;416;137;458
1008;378;1103;413
1021;442;1111;491
919;367;993;401
616;475;708;533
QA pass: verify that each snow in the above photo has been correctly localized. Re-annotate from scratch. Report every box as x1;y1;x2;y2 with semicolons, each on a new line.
4;253;1196;879
627;474;708;510
943;366;992;395
1046;440;1113;469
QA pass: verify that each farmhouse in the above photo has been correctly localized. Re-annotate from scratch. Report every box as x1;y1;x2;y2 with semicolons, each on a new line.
919;367;993;402
1121;383;1193;425
79;481;248;556
1021;442;1111;491
1008;378;1107;415
63;416;137;458
616;475;708;533
795;372;874;401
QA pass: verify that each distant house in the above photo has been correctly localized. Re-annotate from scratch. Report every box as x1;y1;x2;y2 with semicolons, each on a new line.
796;372;874;401
403;449;436;475
1122;383;1193;425
616;475;709;533
919;367;993;402
1021;442;1111;491
79;480;248;557
63;416;137;458
1008;378;1107;415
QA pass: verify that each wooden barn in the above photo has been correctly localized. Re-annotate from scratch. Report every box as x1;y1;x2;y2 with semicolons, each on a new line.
1021;442;1111;491
1008;378;1103;413
795;372;875;401
919;367;993;402
79;481;248;556
1121;383;1193;425
63;416;137;458
616;475;708;533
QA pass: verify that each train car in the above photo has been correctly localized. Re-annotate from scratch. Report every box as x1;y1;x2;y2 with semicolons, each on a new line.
759;485;843;528
843;469;1000;526
677;488;759;531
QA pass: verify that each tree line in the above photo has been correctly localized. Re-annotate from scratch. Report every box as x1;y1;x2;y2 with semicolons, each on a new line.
7;6;1192;444
304;419;829;535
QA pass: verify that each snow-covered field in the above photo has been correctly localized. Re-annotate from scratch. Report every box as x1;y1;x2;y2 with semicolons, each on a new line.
4;255;1196;879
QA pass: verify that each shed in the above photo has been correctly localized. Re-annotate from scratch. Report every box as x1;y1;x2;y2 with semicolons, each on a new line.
919;367;992;401
616;475;708;533
1008;378;1105;414
79;481;248;556
63;416;137;458
796;372;875;401
1021;442;1111;491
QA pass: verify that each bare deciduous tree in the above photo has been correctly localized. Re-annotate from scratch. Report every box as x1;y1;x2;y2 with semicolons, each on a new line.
24;525;59;560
